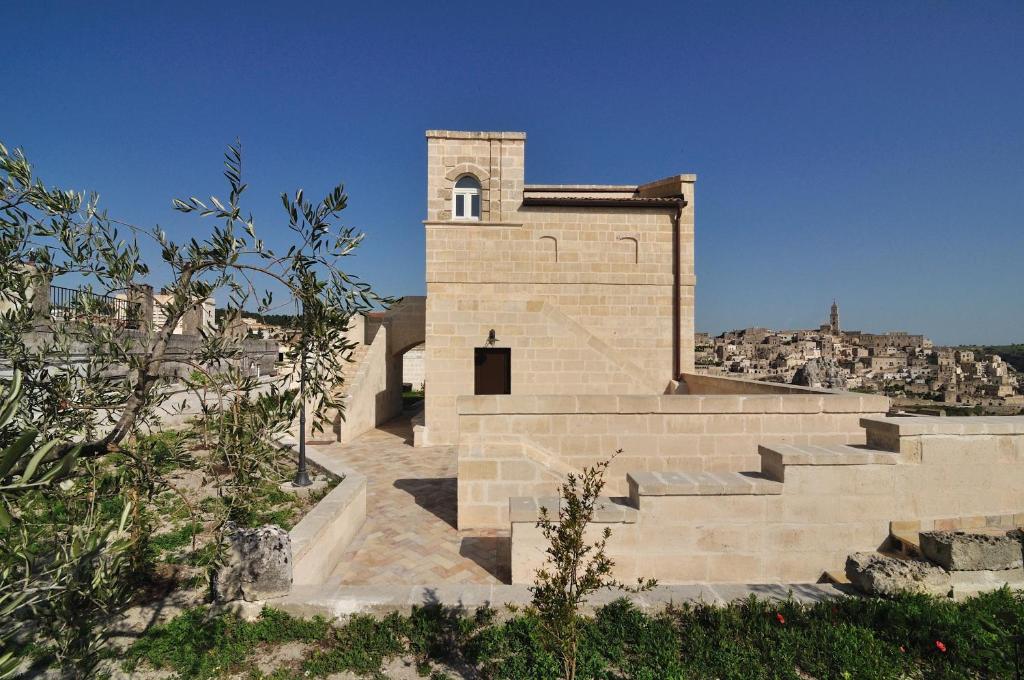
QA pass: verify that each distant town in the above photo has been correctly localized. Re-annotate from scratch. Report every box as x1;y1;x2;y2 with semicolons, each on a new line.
695;302;1024;415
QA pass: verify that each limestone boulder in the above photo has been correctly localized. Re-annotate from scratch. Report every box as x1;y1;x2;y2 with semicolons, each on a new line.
845;552;950;597
919;531;1023;572
214;524;292;602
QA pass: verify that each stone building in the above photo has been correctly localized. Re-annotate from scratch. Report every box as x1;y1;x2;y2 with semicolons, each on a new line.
284;130;1024;592
420;130;696;446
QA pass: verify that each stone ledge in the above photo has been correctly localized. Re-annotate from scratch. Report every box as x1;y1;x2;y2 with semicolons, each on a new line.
759;443;899;467
627;471;783;497
951;568;1024;601
508;496;638;524
456;393;890;417
423;220;525;228
270;582;850;619
275;435;368;587
860;415;1024;437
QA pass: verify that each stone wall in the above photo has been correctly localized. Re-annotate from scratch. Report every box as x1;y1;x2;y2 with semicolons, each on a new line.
20;330;278;380
402;344;425;391
679;372;831;396
510;416;1024;584
336;324;392;444
423;131;696;446
456;391;891;529
334;298;426;444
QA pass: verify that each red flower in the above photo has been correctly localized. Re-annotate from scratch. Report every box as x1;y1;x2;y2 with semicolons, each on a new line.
776;613;785;625
935;640;947;653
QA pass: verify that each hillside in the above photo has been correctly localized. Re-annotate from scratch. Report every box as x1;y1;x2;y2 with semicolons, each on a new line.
978;344;1024;372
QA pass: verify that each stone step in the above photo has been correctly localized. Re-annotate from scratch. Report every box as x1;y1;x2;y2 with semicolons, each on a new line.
822;570;850;585
889;531;923;559
627;471;783;498
759;443;898;480
508;495;638;524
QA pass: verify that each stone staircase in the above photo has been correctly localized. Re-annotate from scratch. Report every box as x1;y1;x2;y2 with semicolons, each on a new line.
512;436;904;583
623;440;899;506
510;415;1024;585
339;343;370;396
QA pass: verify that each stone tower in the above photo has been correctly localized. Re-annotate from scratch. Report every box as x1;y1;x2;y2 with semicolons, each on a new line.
829;300;840;335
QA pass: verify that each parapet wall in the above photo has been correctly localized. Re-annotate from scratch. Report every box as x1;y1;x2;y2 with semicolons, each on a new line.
678;372;835;396
457;390;891;530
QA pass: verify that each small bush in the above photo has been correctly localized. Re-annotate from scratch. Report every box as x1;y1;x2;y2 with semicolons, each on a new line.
301;613;406;677
125;606;329;679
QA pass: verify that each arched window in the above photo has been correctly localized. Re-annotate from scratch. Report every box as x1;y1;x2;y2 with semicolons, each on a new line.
453;175;481;220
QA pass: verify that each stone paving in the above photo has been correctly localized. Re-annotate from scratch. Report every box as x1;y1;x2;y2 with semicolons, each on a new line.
310;408;508;586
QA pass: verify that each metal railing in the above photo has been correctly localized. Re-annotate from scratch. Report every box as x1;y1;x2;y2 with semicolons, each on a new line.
49;285;142;329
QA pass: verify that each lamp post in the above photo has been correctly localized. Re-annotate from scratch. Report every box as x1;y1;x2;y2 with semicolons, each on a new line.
293;301;311;487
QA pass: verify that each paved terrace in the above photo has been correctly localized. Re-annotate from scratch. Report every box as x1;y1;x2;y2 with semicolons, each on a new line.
275;406;854;617
310;408;508;586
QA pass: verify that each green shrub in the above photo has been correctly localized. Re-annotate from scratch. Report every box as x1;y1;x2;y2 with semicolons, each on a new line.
301;613;405;677
126;606;329;679
127;590;1024;680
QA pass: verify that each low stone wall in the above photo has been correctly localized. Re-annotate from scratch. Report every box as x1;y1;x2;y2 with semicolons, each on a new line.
457;391;891;530
279;438;368;587
510;416;1024;584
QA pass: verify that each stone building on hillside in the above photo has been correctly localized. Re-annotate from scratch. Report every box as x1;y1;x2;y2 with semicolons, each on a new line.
420;130;696;446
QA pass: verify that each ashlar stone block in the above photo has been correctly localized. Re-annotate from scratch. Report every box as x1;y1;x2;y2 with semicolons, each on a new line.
919;531;1024;571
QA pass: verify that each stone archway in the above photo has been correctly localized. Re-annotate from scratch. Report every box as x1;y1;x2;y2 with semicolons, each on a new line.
335;296;426;444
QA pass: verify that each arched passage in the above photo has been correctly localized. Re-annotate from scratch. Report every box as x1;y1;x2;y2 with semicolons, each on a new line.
334;296;426;444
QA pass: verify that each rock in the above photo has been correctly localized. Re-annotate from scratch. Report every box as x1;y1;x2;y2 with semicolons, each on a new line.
845;552;950;597
919;531;1024;571
214;524;292;602
792;358;848;390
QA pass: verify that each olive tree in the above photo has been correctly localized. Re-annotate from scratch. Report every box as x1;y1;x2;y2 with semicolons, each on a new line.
0;139;385;677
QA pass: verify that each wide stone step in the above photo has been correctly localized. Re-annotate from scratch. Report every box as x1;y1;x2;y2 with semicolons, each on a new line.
627;471;783;497
760;443;899;468
508;495;638;524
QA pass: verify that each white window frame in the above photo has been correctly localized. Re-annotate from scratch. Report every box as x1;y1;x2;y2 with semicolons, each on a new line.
453;176;481;220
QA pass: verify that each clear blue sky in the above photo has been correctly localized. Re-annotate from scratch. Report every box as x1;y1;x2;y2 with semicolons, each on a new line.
5;1;1023;345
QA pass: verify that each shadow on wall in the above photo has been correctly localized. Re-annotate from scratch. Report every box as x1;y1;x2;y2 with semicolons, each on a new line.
460;535;511;583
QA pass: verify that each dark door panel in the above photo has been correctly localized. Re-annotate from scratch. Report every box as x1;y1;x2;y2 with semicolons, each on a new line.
474;348;511;395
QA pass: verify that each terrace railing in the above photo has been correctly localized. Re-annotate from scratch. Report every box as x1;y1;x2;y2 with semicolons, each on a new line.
49;285;142;329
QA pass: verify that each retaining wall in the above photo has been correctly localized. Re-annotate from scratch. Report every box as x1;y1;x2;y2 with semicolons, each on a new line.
510;416;1024;584
456;390;891;530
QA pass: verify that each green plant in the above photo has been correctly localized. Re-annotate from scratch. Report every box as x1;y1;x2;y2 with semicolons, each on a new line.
1;139;385;676
301;613;407;678
529;452;655;680
126;606;330;679
30;496;136;679
0;370;88;678
125;589;1024;679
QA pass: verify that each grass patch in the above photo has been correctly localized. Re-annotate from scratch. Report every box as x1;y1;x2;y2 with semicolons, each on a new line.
148;522;203;554
402;389;424;409
125;607;330;679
